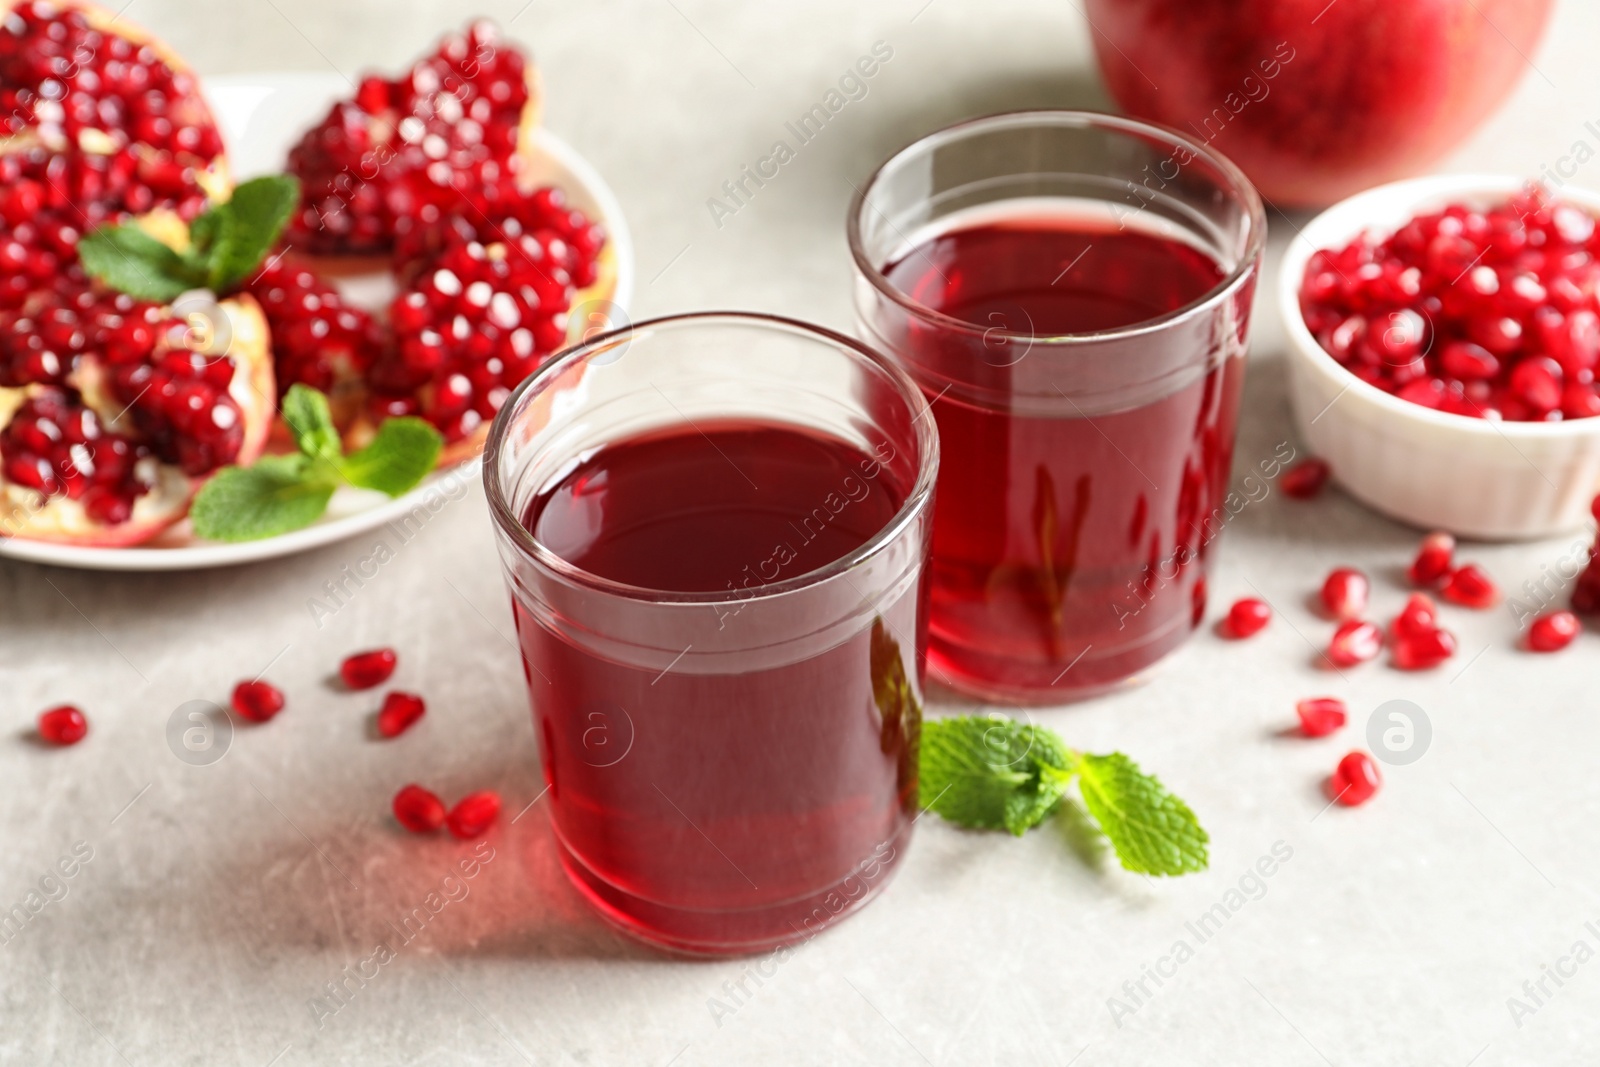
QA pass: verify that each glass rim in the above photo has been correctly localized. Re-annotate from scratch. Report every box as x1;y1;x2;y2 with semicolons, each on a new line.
846;109;1269;345
482;310;940;605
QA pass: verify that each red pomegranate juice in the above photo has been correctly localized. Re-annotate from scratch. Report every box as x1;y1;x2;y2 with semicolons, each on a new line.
515;421;921;952
882;206;1242;699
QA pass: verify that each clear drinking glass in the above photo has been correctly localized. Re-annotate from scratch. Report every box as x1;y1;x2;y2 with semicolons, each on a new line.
849;111;1266;704
483;312;938;955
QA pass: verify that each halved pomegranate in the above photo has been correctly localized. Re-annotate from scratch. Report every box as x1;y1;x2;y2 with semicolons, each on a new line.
0;0;228;223
285;19;539;255
274;25;616;467
0;274;273;545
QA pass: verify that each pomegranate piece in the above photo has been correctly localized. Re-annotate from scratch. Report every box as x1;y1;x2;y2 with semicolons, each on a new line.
1296;697;1346;738
1329;751;1382;807
1392;626;1457;670
1527;610;1580;652
0;387;151;524
377;691;426;738
445;790;501;839
232;680;285;723
1279;457;1330;499
393;184;606;289
110;348;246;476
1389;593;1440;642
340;648;398;690
367;237;578;443
37;704;88;745
285;20;532;255
1326;619;1382;667
0;1;225;222
1320;567;1369;621
1300;189;1600;422
1575;553;1600;615
393;784;446;833
1407;531;1456;587
1440;563;1501;609
244;257;383;398
1225;597;1272;638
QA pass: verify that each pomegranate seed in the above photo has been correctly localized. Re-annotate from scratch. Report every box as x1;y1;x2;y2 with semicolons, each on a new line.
1440;564;1500;609
1390;593;1440;641
1592;493;1600;526
446;790;501;839
1296;697;1346;738
1393;626;1457;670
1528;610;1581;652
340;648;398;690
1280;458;1330;499
232;680;285;723
393;784;446;833
1407;531;1456;586
37;704;88;745
377;691;426;737
1329;751;1382;806
1225;597;1272;638
1576;553;1600;615
1320;567;1369;621
1326;620;1382;667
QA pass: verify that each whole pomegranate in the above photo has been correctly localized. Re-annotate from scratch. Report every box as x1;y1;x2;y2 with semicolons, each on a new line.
1083;0;1554;207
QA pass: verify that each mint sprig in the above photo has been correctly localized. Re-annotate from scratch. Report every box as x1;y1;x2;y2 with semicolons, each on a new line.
191;385;443;543
919;715;1208;876
77;174;301;301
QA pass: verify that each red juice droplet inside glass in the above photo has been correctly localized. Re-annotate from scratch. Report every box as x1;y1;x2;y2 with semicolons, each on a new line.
882;205;1242;698
516;421;920;952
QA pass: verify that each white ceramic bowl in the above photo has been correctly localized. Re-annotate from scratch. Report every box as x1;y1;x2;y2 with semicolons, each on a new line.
1279;174;1600;540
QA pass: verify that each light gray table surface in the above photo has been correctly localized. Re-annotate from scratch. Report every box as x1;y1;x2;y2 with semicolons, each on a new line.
5;1;1600;1064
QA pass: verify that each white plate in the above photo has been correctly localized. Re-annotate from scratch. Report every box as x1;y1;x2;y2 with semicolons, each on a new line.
0;72;634;571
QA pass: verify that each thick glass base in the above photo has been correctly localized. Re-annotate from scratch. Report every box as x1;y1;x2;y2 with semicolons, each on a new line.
555;823;910;957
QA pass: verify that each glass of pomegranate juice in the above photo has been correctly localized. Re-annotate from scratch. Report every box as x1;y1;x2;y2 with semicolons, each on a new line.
850;111;1266;703
484;312;938;955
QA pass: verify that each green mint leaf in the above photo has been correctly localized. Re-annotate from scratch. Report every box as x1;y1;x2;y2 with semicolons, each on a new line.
279;383;341;460
188;208;223;258
190;454;338;542
204;174;300;292
77;224;200;302
919;716;1076;836
336;416;443;497
1075;752;1208;876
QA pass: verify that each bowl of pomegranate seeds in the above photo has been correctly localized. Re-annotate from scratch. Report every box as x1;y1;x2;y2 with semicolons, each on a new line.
1280;174;1600;539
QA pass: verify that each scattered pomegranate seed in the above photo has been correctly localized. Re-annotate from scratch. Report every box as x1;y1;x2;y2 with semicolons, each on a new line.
1407;532;1456;586
1527;610;1581;652
393;784;446;833
232;680;285;723
1329;751;1382;806
1574;553;1600;615
341;648;398;690
1296;697;1347;738
37;705;88;745
1326;620;1383;667
1320;567;1370;621
377;691;426;738
446;791;501;839
1440;563;1501;609
1225;597;1272;638
1389;593;1440;642
1393;626;1457;670
1280;457;1331;499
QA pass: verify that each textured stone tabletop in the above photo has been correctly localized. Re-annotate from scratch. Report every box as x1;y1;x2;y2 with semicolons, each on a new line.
5;1;1600;1064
